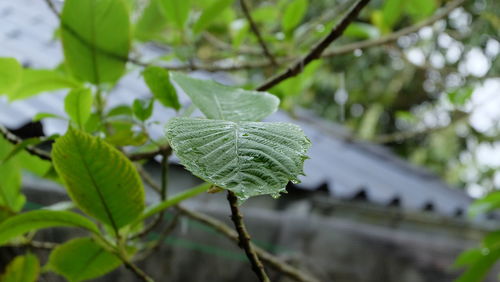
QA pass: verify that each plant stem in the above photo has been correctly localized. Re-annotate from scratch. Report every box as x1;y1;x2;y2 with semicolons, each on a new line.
227;191;270;282
240;0;277;66
177;205;319;282
123;259;154;282
161;151;168;200
257;0;371;91
138;182;211;222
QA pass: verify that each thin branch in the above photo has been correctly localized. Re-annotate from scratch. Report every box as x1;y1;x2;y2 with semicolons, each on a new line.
0;124;52;161
134;212;180;262
227;191;270;282
137;156;319;282
257;0;371;91
321;0;466;59
129;146;171;161
176;205;319;282
240;0;278;66
131;151;171;239
6;240;59;250
123;260;154;282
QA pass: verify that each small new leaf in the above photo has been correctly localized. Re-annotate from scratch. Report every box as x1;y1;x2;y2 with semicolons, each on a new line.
64;87;93;129
143;66;180;110
166;117;311;201
133;98;154;122
170;72;279;122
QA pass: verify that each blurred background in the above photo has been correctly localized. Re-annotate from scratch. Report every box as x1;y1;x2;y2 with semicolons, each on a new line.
0;0;499;281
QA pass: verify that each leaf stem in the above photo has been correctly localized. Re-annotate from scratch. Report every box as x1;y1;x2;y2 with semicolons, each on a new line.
138;182;211;222
227;191;270;282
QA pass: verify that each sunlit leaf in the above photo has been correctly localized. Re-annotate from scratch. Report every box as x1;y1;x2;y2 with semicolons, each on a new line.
61;0;131;84
0;253;39;282
52;128;145;230
170;72;279;121
0;210;99;245
0;57;21;95
135;0;168;41
282;0;308;34
64;87;93;129
158;0;191;29
9;69;81;101
166;117;311;200
47;237;122;281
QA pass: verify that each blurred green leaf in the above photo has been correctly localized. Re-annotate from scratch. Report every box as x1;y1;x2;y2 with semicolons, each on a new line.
282;0;308;34
382;0;405;31
193;0;234;33
158;0;191;29
47;237;122;282
170;72;279;121
0;57;21;95
166;117;311;201
406;0;436;21
455;248;500;282
132;99;154;122
0;210;99;245
64;87;93;129
344;22;380;39
142;66;180;110
0;253;39;282
8;69;81;101
52;129;145;230
61;0;131;84
135;0;168;41
33;112;65;122
448;87;474;106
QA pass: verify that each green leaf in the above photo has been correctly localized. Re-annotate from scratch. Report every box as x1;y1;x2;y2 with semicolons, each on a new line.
282;0;308;33
193;0;234;34
406;0;436;22
33;112;65;122
469;191;500;217
0;253;39;282
381;0;405;31
448;87;474;106
64;88;93;129
47;237;122;282
142;66;180;110
0;57;21;94
170;72;279;121
455;248;500;282
0;210;99;245
9;69;81;101
52;129;145;230
134;0;168;41
0;137;24;213
61;0;131;84
166;117;311;200
344;22;380;39
158;0;191;29
132;98;154;122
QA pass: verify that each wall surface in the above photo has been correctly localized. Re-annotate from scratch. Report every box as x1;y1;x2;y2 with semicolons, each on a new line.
1;188;496;282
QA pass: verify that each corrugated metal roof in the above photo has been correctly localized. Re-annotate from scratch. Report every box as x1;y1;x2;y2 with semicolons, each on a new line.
0;0;473;217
